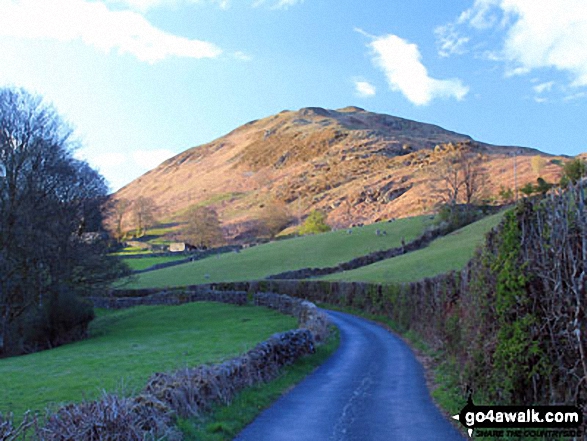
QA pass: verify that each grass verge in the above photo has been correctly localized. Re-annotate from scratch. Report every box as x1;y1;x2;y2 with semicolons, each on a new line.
178;327;340;441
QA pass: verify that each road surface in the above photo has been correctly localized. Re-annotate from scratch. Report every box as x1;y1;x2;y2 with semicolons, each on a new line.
234;310;466;441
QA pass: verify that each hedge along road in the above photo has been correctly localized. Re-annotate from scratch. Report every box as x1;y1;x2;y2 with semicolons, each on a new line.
234;311;465;441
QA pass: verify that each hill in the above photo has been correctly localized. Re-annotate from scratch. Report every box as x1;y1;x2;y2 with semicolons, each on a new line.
111;106;564;241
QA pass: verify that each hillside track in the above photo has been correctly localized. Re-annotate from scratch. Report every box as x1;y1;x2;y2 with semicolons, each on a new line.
234;310;465;441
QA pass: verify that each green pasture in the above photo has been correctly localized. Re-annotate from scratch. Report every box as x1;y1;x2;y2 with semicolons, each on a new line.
319;211;506;283
122;255;187;271
123;216;430;288
0;302;297;419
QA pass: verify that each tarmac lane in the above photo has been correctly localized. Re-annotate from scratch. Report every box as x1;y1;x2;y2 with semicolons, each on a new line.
234;310;466;441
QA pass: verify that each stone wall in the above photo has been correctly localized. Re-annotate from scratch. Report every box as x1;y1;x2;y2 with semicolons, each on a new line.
29;290;332;439
266;226;445;279
90;289;248;309
253;292;329;342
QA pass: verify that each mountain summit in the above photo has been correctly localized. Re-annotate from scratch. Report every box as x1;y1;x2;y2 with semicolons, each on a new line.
112;106;561;239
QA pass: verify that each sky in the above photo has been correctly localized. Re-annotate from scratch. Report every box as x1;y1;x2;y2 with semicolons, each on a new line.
1;0;586;192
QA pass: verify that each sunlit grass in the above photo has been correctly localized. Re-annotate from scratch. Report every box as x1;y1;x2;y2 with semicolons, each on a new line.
319;211;506;283
0;303;297;419
124;216;430;288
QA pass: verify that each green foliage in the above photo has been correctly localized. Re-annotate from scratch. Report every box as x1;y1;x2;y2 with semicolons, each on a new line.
298;210;331;235
561;158;587;185
519;182;535;197
498;186;514;204
435;203;481;231
466;208;548;403
535;177;552;195
492;211;532;399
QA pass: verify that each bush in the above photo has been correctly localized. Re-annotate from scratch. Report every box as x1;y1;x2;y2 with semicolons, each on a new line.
39;393;181;441
561;158;587;185
299;210;331;235
435;204;480;232
18;291;94;354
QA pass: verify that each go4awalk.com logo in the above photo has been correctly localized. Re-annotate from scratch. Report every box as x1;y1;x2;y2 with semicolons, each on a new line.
452;396;584;438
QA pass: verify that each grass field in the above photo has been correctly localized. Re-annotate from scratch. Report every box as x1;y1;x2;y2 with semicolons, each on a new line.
123;216;430;289
319;211;506;283
122;255;187;271
0;302;297;419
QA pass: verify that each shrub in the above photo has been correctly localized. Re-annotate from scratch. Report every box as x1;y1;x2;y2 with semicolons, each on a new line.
38;393;181;441
298;210;331;235
20;290;95;354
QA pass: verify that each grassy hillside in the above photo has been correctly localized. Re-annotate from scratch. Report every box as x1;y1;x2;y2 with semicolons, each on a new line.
123;216;430;289
0;302;296;419
319;211;506;284
123;255;187;271
112;105;562;238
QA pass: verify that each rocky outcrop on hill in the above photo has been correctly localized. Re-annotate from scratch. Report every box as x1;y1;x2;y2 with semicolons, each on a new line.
111;106;565;241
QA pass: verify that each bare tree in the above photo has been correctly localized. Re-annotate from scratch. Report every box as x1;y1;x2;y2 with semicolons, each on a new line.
258;200;292;239
111;198;130;240
132;196;156;237
181;206;224;249
434;153;462;207
432;144;485;207
0;87;129;356
461;151;485;206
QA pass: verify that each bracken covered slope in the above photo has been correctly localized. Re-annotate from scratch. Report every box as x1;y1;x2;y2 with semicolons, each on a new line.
112;106;565;240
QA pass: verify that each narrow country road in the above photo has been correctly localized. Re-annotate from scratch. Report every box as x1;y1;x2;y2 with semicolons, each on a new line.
234;310;466;441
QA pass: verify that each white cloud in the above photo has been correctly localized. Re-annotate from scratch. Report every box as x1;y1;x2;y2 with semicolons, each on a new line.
0;0;222;63
233;51;253;61
354;81;376;97
367;34;469;106
132;149;175;169
252;0;303;9
272;0;303;8
446;0;587;89
123;0;306;10
458;0;504;30
564;92;587;102
434;23;469;58
107;0;230;12
533;81;554;94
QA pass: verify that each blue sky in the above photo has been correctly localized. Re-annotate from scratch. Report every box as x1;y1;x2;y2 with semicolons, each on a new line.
1;0;586;191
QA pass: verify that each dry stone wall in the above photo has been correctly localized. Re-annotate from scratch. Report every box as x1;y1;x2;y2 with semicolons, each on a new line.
90;289;248;309
21;290;331;440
